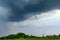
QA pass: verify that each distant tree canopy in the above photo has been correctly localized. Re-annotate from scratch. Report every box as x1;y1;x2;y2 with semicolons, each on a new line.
0;32;37;39
0;32;60;39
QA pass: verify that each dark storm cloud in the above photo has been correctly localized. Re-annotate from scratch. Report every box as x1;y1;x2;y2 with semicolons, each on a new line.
1;0;60;22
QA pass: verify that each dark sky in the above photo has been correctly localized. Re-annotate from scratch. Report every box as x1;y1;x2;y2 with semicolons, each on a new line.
0;0;60;22
0;0;60;36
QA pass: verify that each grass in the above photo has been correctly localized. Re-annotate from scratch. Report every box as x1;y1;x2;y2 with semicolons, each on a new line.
1;38;60;40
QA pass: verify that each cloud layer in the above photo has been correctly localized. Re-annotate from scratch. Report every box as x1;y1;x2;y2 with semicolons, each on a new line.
0;0;60;22
0;0;60;36
4;0;60;22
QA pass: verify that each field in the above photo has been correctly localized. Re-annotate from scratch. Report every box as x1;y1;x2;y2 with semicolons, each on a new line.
1;38;60;40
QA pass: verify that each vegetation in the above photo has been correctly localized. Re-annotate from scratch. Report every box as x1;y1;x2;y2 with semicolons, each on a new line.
0;32;60;40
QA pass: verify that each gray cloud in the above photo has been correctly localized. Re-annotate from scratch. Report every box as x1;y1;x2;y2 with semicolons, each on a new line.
0;0;60;22
0;0;60;36
8;0;60;22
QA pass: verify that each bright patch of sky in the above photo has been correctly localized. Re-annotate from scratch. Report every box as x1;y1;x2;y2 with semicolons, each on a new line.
6;9;60;36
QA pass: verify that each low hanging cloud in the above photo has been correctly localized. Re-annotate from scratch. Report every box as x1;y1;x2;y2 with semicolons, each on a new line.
7;0;60;22
0;0;60;22
6;9;60;36
0;0;60;36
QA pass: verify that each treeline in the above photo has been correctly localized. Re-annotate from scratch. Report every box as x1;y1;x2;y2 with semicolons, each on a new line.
46;34;60;39
0;32;37;39
0;32;60;39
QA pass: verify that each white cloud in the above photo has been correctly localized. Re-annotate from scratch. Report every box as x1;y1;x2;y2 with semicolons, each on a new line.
0;8;60;36
5;9;60;36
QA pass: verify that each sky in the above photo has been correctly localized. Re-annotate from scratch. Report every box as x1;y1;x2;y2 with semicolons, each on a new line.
0;0;60;36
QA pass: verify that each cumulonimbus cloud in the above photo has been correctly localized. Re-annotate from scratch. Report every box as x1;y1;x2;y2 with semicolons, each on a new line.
0;0;60;22
7;0;60;22
0;0;60;36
